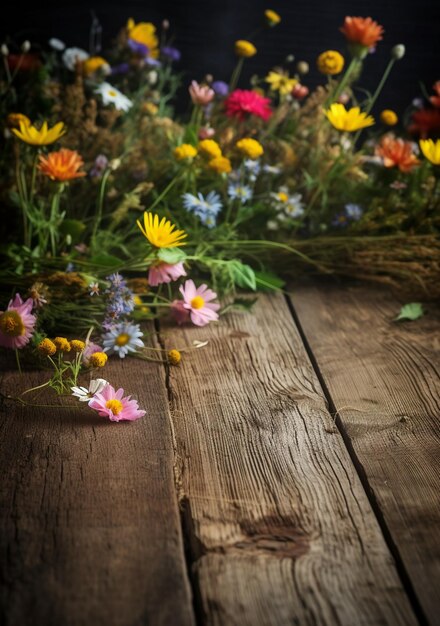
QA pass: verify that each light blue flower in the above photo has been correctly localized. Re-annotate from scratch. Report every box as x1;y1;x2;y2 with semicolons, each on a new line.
345;203;363;220
227;183;253;203
182;191;223;228
243;159;261;181
262;164;281;175
283;194;305;218
103;321;144;358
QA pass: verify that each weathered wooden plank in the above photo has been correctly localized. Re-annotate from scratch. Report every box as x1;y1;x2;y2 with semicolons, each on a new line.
291;284;440;625
0;353;195;626
160;294;417;625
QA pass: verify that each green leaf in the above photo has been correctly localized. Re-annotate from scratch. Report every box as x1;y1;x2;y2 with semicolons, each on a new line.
394;303;424;322
230;261;257;291
254;270;285;291
59;219;86;241
89;253;123;268
157;247;187;264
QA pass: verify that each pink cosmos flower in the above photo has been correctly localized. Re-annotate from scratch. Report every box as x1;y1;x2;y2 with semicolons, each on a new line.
199;126;216;140
224;89;272;121
189;80;215;106
88;384;146;422
0;294;36;349
148;262;186;287
179;279;220;327
82;342;103;366
170;299;190;325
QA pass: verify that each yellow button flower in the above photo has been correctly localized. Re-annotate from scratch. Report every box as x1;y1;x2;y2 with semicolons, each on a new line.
168;349;181;365
70;339;86;352
234;40;257;58
12;119;66;146
89;352;108;368
38;338;57;356
265;70;297;95
419;139;440;165
236;138;264;160
198;139;222;159
174;144;198;160
137;213;187;248
53;337;71;352
317;50;345;75
325;103;374;132
208;156;232;174
380;109;398;126
265;9;281;26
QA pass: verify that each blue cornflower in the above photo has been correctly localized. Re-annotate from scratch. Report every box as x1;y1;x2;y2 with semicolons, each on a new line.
227;183;253;203
161;46;181;62
182;191;223;228
212;80;229;97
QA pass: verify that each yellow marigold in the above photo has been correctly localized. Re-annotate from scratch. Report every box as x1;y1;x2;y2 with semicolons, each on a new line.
325;103;374;132
317;50;345;75
264;9;281;26
82;56;110;76
89;351;108;368
236;138;264;160
198;139;222;158
208;156;232;174
419;139;440;165
127;20;159;58
168;349;181;365
70;339;86;353
38;338;57;356
380;109;398;126
265;70;297;95
12;119;66;146
234;40;257;58
7;113;31;129
174;144;198;160
53;337;71;352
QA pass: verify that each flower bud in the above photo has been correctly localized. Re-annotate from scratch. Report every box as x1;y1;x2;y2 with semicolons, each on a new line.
286;54;295;63
391;44;405;60
1;43;9;56
296;61;309;75
109;158;121;171
21;40;31;53
162;19;170;30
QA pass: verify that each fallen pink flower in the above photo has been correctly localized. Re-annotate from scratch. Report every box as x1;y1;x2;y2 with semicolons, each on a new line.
179;279;220;327
148;262;186;286
89;384;146;422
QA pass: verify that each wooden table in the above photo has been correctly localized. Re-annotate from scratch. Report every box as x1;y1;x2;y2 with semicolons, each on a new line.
1;284;439;626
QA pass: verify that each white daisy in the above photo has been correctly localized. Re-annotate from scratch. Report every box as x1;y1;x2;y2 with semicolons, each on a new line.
103;322;144;358
95;82;132;112
62;47;89;70
71;378;108;402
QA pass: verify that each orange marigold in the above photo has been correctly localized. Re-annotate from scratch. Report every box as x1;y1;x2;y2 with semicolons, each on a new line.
340;16;384;49
375;135;420;173
38;148;86;182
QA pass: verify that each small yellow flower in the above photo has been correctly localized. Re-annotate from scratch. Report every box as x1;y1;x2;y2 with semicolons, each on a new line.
419;139;440;165
174;144;198;161
12;119;66;146
264;9;281;26
82;56;109;76
317;50;345;75
198;139;222;158
168;349;181;365
143;102;159;116
325;103;374;132
137;212;187;248
208;156;232;174
89;352;108;368
70;339;86;352
234;40;257;58
38;338;57;356
7;113;31;129
265;70;297;95
236;137;264;160
53;337;71;352
380;109;398;126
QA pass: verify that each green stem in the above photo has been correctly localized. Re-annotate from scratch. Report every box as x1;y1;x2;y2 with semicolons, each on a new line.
91;168;112;251
49;184;64;256
229;58;244;92
147;174;181;213
15;349;22;374
329;57;359;105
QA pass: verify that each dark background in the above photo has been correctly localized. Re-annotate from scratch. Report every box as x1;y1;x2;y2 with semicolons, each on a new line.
2;0;439;116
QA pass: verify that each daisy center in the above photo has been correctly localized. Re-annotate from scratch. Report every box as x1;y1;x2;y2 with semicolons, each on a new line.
115;332;130;346
105;399;123;415
190;296;205;309
0;311;25;337
108;90;118;97
278;192;288;202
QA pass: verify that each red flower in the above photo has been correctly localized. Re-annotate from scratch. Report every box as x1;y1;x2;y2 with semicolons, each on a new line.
224;89;272;121
429;81;440;108
409;109;440;138
7;54;41;72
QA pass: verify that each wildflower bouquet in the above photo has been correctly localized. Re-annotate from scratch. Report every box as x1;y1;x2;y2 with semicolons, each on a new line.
0;10;439;389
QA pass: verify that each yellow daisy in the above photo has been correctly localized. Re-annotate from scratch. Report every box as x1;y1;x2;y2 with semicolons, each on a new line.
137;213;187;248
325;103;374;132
12;119;66;146
419;139;440;165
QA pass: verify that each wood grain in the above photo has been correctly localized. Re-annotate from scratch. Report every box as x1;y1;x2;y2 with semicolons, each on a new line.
0;353;195;626
291;284;440;625
160;293;417;626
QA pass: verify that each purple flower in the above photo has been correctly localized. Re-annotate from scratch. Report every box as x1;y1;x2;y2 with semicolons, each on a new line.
90;154;108;178
212;80;229;97
110;62;130;76
161;46;181;62
128;39;149;56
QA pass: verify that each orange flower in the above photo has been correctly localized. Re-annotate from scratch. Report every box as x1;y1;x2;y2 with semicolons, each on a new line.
375;135;420;173
340;16;384;49
38;149;86;182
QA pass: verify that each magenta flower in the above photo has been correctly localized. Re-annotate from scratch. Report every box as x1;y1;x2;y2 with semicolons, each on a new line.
148;262;186;287
224;89;272;121
88;384;146;422
179;279;220;327
170;300;190;325
189;80;215;106
0;294;36;349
